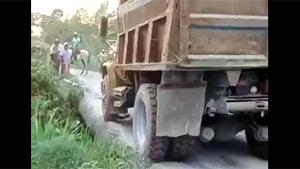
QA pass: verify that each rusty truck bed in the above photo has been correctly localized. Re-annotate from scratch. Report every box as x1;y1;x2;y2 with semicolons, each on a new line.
115;0;268;71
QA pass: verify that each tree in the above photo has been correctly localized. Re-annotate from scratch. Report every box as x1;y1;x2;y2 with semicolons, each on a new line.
92;1;108;26
108;18;118;39
72;8;90;24
33;2;118;66
31;13;43;26
51;9;64;20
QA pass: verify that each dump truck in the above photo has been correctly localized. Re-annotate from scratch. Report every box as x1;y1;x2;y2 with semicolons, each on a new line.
100;0;268;162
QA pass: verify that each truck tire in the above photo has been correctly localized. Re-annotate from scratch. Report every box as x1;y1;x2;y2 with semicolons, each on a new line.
245;127;268;160
133;84;169;161
167;135;197;160
101;75;116;121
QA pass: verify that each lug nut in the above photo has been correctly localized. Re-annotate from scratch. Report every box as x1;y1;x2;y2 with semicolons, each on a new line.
250;86;258;94
199;127;215;142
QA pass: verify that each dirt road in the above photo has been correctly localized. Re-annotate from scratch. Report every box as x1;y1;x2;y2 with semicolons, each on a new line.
71;69;268;169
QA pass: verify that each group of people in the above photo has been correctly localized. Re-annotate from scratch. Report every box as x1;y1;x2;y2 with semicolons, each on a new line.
49;32;82;75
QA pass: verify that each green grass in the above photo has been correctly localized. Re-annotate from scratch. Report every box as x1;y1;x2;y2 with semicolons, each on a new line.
31;52;149;169
31;117;149;169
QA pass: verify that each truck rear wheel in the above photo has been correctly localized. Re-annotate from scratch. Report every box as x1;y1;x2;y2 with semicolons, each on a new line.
133;84;169;161
245;127;268;160
101;75;116;121
166;135;197;160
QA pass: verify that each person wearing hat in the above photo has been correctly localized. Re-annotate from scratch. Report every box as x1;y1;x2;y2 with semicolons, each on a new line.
49;38;63;73
58;42;72;75
71;32;82;63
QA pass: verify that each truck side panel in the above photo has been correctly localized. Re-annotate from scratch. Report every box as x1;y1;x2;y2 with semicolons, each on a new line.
188;27;267;55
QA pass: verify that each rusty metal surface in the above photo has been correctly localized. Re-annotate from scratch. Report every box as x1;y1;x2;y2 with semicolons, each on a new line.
156;83;207;137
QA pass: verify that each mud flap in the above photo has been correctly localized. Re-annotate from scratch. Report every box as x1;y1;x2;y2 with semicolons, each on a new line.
156;82;207;137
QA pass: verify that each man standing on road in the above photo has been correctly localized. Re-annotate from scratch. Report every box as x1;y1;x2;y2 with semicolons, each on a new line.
58;42;71;75
71;32;81;63
49;38;63;74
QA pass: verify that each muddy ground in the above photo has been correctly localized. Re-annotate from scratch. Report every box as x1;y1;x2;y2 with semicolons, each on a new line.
71;69;268;169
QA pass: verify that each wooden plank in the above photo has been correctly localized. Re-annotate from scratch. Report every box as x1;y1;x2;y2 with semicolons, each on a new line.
144;22;153;63
132;27;139;63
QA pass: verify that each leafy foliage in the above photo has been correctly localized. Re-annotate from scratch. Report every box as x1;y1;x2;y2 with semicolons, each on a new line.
31;42;149;168
35;1;116;59
31;2;118;71
30;4;148;166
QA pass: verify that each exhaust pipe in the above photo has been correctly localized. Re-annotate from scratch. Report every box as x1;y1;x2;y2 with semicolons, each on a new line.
227;101;268;113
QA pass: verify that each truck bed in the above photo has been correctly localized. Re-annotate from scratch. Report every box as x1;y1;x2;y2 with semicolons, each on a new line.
115;0;268;71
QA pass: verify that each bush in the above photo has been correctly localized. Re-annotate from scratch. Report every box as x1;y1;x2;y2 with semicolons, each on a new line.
31;49;149;169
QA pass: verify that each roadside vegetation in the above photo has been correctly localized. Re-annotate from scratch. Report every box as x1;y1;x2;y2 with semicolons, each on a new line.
31;1;150;167
31;0;115;72
31;50;149;169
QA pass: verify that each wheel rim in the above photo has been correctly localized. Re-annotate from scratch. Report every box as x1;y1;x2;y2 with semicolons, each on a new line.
135;98;147;148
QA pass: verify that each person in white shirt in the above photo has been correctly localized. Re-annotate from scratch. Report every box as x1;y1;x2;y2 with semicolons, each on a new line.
49;39;63;73
58;42;71;75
